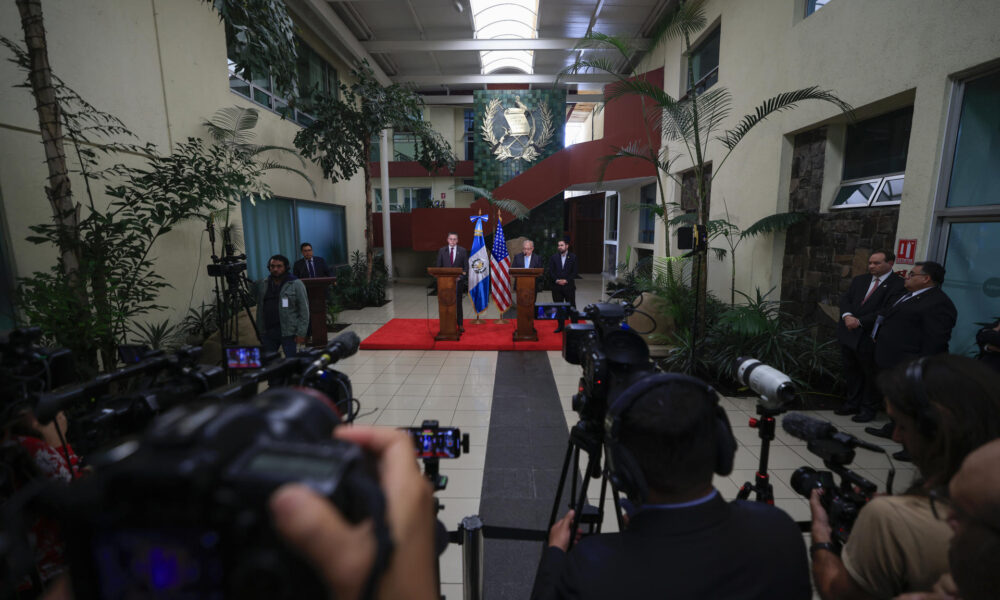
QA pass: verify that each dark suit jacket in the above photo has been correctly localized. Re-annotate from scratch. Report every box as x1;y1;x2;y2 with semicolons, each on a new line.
512;252;543;269
530;494;810;600
547;252;578;290
837;272;905;349
435;245;469;285
293;256;331;279
874;286;958;369
512;252;543;291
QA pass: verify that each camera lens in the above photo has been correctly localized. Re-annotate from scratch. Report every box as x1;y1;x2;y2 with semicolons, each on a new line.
790;466;818;498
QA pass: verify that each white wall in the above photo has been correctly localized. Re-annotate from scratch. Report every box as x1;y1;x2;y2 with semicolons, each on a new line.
642;0;1000;300
0;0;366;330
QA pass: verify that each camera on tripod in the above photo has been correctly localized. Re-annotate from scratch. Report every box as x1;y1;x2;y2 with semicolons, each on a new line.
561;303;656;425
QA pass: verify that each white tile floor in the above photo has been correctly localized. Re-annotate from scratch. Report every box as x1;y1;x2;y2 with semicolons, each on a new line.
333;277;917;599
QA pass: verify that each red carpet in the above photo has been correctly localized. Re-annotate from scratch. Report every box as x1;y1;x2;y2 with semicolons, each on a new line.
360;318;564;351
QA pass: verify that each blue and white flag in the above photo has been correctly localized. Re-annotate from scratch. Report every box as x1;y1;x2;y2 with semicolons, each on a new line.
468;213;490;315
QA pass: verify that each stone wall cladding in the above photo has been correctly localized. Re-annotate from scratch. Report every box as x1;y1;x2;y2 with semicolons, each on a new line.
781;127;900;327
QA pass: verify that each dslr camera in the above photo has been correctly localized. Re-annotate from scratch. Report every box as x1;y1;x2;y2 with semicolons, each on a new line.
561;302;656;424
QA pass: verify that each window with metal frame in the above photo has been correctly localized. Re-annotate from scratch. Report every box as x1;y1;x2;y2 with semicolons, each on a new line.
805;0;830;17
831;106;912;209
374;188;433;213
688;26;720;94
227;36;338;128
639;183;656;244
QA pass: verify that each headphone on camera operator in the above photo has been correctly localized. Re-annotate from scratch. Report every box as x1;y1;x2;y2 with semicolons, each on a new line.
604;372;738;507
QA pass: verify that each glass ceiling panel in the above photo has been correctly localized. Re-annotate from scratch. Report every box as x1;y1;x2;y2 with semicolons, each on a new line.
470;0;539;74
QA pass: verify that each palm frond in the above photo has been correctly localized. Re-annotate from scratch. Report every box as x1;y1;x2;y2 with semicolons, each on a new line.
711;247;728;262
575;32;635;61
204;106;259;145
740;212;809;239
595;142;672;184
557;57;628;84
256;161;317;195
717;87;854;151
492;198;530;220
249;144;308;168
692;87;733;139
646;0;708;48
604;78;680;109
453;184;493;200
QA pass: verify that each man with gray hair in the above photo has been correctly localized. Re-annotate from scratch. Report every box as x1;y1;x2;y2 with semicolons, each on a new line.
512;239;544;293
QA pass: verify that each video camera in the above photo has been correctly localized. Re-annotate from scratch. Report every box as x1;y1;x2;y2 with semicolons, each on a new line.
55;386;388;599
4;332;386;598
560;303;656;424
783;412;881;547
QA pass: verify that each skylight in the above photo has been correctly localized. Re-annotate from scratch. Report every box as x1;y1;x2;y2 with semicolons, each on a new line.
470;0;539;74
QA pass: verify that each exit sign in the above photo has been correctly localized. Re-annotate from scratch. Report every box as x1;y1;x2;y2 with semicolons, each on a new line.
896;238;917;264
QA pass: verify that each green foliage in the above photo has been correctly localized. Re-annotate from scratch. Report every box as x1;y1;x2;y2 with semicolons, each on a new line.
326;302;342;329
129;319;184;351
6;38;272;371
658;287;841;392
203;106;314;197
180;302;219;342
331;251;389;309
453;185;530;220
208;0;298;97
294;61;456;184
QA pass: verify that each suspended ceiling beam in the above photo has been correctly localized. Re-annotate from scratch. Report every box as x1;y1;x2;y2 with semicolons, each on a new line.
363;38;649;52
422;94;606;104
395;73;618;85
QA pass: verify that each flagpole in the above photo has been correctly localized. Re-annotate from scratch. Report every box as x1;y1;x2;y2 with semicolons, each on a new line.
494;209;510;325
472;208;485;325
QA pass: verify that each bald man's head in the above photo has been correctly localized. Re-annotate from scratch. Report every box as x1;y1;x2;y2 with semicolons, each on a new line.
949;438;1000;529
947;438;1000;600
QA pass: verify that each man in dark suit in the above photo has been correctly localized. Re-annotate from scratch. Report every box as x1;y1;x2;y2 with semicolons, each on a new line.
512;239;544;294
866;261;958;451
835;250;905;421
512;239;543;269
547;239;578;333
293;242;331;279
531;376;810;600
434;232;468;332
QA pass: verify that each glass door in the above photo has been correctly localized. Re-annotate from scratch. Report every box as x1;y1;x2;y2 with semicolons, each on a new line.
939;220;1000;356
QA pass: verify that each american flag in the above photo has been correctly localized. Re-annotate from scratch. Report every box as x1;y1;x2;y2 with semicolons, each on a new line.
490;216;511;313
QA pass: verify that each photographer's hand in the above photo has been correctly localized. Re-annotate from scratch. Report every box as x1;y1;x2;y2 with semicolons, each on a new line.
548;509;576;551
271;426;436;600
809;490;878;600
809;489;833;544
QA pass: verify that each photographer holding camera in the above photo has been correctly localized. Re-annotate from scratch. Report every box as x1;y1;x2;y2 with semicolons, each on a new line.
810;354;1000;599
531;373;810;600
270;426;439;600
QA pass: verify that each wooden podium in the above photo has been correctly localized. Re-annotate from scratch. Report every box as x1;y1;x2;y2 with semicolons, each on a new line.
510;268;544;342
302;277;336;347
428;267;464;341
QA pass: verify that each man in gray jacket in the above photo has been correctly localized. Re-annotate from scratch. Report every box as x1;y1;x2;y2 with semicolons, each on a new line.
256;254;310;358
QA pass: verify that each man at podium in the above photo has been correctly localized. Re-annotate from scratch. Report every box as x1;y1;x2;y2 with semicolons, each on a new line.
435;232;469;332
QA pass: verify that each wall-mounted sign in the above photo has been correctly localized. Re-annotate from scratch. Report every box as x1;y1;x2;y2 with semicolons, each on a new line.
896;238;917;264
480;96;555;162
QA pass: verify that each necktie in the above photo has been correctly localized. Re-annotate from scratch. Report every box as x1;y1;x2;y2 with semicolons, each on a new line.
893;292;913;307
873;292;915;339
861;277;879;304
308;259;315;278
450;247;455;266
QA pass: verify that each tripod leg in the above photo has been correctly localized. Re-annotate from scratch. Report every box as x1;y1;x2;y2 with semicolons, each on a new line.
548;441;577;531
568;445;601;549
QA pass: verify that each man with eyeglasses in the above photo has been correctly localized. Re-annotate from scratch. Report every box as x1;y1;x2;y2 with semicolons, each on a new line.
865;261;957;448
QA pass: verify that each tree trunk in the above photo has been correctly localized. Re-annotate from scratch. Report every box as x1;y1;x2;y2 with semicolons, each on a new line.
16;0;81;276
683;26;709;342
362;137;374;283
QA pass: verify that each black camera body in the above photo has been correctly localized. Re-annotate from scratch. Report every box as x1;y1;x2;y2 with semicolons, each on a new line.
59;387;386;600
561;303;655;424
206;256;248;279
790;440;877;546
